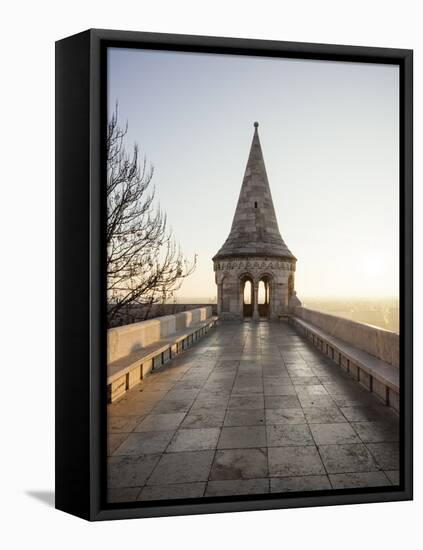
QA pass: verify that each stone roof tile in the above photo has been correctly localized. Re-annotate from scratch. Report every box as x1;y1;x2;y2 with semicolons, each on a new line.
214;123;295;260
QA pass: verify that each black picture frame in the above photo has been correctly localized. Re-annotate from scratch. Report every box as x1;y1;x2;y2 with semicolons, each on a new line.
55;28;413;521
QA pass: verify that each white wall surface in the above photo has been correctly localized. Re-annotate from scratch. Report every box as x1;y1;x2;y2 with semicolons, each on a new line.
0;1;421;548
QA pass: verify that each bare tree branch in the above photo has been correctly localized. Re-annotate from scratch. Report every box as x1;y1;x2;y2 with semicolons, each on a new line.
107;105;196;327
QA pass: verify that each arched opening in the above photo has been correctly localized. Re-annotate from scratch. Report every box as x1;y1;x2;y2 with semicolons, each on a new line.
258;280;266;304
241;277;254;318
258;276;271;318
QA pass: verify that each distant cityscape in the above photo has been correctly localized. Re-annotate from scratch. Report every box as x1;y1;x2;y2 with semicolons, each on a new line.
172;296;399;333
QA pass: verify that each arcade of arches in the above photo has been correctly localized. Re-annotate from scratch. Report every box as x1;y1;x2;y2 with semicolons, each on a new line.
242;275;271;319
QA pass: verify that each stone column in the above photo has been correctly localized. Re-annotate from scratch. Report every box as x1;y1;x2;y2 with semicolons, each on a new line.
239;281;244;317
217;283;222;315
266;281;271;318
252;283;259;320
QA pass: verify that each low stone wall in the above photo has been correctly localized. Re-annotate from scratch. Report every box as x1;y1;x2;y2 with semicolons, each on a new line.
108;303;218;328
108;306;212;364
292;307;399;368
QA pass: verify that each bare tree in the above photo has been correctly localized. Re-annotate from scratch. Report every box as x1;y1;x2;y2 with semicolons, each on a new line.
107;106;196;327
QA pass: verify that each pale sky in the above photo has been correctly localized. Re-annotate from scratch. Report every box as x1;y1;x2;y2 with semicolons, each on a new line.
108;48;399;301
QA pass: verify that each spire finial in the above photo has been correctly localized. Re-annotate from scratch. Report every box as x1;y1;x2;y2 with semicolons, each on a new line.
254;121;259;129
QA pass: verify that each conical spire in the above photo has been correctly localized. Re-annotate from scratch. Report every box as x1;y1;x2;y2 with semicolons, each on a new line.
214;122;295;260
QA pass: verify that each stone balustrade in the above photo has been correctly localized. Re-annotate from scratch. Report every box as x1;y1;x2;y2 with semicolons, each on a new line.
290;307;400;411
292;307;399;368
108;306;212;364
107;306;216;402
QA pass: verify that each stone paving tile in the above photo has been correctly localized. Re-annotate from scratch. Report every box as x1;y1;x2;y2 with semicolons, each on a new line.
262;358;288;366
181;373;210;383
323;382;364;395
234;374;262;383
210;448;268;480
303;407;346;424
218;426;267;449
316;374;344;384
108;455;161;488
265;395;301;409
108;321;400;503
216;360;240;368
180;408;226;429
297;395;337;409
263;375;291;385
113;431;174;456
296;385;329;397
310;423;361;445
339;406;388;422
267;424;314;447
203;383;234;393
265;408;307;425
128;394;167;409
232;386;263;396
208;375;236;384
228;394;265;410
163;389;200;401
108;487;141;502
385;470;400;485
263;384;297;396
143;381;176;392
147;451;215;485
205;479;269;496
108;433;129;456
329;471;390;489
366;442;400;470
191;395;230;409
134;413;186;432
224;409;265;426
152;399;193;414
268;446;325;477
138;482;206;501
351;421;399;443
270;475;331;493
318;444;381;474
108;399;157;418
108;416;141;433
291;376;321;386
331;395;377;408
171;380;205;391
286;368;314;377
196;388;232;399
167;428;221;452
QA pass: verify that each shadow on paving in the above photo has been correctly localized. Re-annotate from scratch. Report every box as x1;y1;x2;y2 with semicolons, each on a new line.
107;321;400;503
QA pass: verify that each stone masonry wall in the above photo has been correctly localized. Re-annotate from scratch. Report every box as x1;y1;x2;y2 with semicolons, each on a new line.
293;307;399;368
108;306;212;364
214;255;296;320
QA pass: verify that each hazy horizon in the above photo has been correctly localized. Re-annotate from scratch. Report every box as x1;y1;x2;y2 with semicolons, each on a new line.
108;48;399;302
168;294;399;302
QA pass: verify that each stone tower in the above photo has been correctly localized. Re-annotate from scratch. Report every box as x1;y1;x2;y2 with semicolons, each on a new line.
213;122;299;320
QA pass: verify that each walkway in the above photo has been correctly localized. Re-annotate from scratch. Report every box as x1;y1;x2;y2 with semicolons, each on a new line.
108;321;399;503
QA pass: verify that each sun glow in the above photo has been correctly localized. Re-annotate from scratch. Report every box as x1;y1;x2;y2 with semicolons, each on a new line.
361;255;386;279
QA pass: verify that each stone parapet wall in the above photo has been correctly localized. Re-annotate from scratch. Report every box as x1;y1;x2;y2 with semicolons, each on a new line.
293;307;399;368
108;303;217;327
108;306;212;364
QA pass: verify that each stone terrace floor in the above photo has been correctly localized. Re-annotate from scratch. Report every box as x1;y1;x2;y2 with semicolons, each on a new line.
107;321;400;503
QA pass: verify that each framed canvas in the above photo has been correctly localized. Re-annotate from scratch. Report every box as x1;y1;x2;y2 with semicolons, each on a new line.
55;29;413;521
